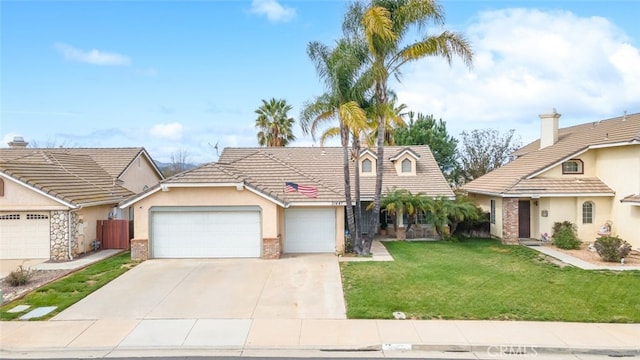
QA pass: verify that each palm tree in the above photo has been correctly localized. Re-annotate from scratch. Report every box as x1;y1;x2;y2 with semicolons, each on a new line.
376;187;423;234
419;196;480;239
300;39;371;249
255;98;296;147
344;0;473;253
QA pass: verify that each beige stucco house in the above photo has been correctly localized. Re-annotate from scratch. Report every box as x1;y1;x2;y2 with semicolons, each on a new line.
121;145;453;260
0;140;163;260
464;111;640;249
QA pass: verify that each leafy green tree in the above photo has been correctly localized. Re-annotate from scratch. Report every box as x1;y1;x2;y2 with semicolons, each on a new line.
419;196;479;239
300;38;371;245
255;98;296;147
395;112;458;181
457;128;521;183
344;0;473;254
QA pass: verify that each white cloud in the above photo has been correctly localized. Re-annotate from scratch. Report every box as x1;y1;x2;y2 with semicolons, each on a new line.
250;0;295;23
396;8;640;143
150;122;183;141
54;43;131;66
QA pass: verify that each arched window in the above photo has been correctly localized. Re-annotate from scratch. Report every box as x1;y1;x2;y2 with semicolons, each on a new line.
401;159;412;173
0;178;4;197
582;201;594;224
362;159;372;173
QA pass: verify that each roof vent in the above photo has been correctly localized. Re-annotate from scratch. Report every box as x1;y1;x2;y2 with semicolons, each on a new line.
622;110;627;121
8;136;29;148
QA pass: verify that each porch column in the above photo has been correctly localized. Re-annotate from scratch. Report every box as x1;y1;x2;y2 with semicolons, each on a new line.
396;209;406;240
502;198;519;244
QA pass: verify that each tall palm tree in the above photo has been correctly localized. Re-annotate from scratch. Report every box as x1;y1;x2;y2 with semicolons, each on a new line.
344;0;473;253
255;98;296;147
300;39;371;247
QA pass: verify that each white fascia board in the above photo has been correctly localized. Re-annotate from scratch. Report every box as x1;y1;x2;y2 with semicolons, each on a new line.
0;172;76;208
587;141;638;149
389;148;420;161
463;189;504;197
119;186;162;208
503;192;615;198
526;148;590;179
243;185;285;207
286;201;341;207
161;182;242;189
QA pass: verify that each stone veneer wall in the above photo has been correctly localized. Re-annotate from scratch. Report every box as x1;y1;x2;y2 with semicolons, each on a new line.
262;236;281;259
502;198;519;244
50;210;79;261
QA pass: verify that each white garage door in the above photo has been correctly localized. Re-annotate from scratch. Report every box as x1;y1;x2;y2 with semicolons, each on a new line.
0;212;50;259
285;207;336;253
151;208;261;258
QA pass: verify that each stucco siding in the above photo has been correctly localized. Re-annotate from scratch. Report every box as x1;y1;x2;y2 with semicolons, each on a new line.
77;205;113;254
120;155;162;194
133;187;280;240
595;145;640;248
0;177;67;210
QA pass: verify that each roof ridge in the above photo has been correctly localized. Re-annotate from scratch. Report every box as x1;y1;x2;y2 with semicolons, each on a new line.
257;150;343;195
45;151;124;198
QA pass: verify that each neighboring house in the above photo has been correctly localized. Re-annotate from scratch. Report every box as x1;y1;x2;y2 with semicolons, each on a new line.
464;111;640;249
0;139;164;260
120;145;453;260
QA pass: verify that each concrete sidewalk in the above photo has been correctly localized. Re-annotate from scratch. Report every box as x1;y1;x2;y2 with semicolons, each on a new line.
1;318;638;358
528;245;640;271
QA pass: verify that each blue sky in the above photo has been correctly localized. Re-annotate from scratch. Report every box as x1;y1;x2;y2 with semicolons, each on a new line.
2;0;639;164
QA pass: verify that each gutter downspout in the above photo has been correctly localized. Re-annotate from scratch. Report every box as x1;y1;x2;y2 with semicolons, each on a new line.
68;206;83;260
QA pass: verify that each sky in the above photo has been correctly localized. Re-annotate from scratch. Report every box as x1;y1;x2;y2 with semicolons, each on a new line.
1;0;639;164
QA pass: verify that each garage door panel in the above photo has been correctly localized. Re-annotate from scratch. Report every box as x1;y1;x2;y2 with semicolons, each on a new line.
151;210;261;258
285;208;335;253
0;212;50;259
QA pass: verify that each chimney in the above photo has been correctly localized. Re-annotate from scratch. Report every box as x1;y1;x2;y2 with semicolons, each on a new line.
8;136;29;148
539;109;561;149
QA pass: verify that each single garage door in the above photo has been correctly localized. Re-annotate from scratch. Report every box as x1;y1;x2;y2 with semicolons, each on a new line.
285;207;335;253
0;212;50;259
151;207;261;258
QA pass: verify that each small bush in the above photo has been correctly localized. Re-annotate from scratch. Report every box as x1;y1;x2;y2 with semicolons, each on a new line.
552;221;581;249
594;236;632;262
7;265;33;286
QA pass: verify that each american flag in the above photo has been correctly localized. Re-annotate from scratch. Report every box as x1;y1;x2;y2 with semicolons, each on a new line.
285;182;318;198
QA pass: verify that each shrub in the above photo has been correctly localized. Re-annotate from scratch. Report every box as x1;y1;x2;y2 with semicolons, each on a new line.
552;221;581;250
594;236;632;262
7;265;33;286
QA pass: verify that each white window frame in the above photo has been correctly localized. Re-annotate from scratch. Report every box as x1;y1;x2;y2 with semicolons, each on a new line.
582;201;594;224
362;159;372;173
562;159;584;174
401;158;412;173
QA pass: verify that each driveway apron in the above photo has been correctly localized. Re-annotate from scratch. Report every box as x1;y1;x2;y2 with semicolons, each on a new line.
52;254;346;321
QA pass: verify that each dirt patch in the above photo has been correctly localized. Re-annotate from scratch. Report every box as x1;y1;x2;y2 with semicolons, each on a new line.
1;269;72;304
545;243;640;267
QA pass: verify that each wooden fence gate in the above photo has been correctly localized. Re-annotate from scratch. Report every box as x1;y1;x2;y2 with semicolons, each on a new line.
97;220;130;249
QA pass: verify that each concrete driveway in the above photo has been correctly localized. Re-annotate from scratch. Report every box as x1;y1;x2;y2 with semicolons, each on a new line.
52;254;346;321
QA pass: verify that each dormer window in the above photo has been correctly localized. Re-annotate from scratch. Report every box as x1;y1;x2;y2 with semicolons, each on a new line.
562;159;583;174
401;159;412;173
362;159;372;173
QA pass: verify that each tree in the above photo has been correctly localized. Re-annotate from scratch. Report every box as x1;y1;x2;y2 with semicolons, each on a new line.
376;187;423;233
345;0;473;254
457;128;521;183
163;149;191;177
255;98;296;147
419;196;480;239
300;38;371;247
394;112;458;182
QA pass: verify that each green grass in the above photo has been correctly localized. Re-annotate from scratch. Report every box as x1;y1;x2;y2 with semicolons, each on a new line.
341;239;640;322
1;252;137;321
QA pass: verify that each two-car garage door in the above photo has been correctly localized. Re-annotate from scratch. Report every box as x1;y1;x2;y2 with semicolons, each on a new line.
150;206;337;258
150;207;261;258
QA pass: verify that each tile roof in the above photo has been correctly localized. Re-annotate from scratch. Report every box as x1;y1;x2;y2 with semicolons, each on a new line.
146;145;453;205
621;194;640;204
504;177;614;196
0;149;136;206
0;147;158;179
464;112;640;196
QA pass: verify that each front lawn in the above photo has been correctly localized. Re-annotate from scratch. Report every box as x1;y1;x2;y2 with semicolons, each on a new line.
1;252;136;320
341;239;640;322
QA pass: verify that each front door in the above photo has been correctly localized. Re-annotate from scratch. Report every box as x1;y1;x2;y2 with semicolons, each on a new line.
518;200;531;238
